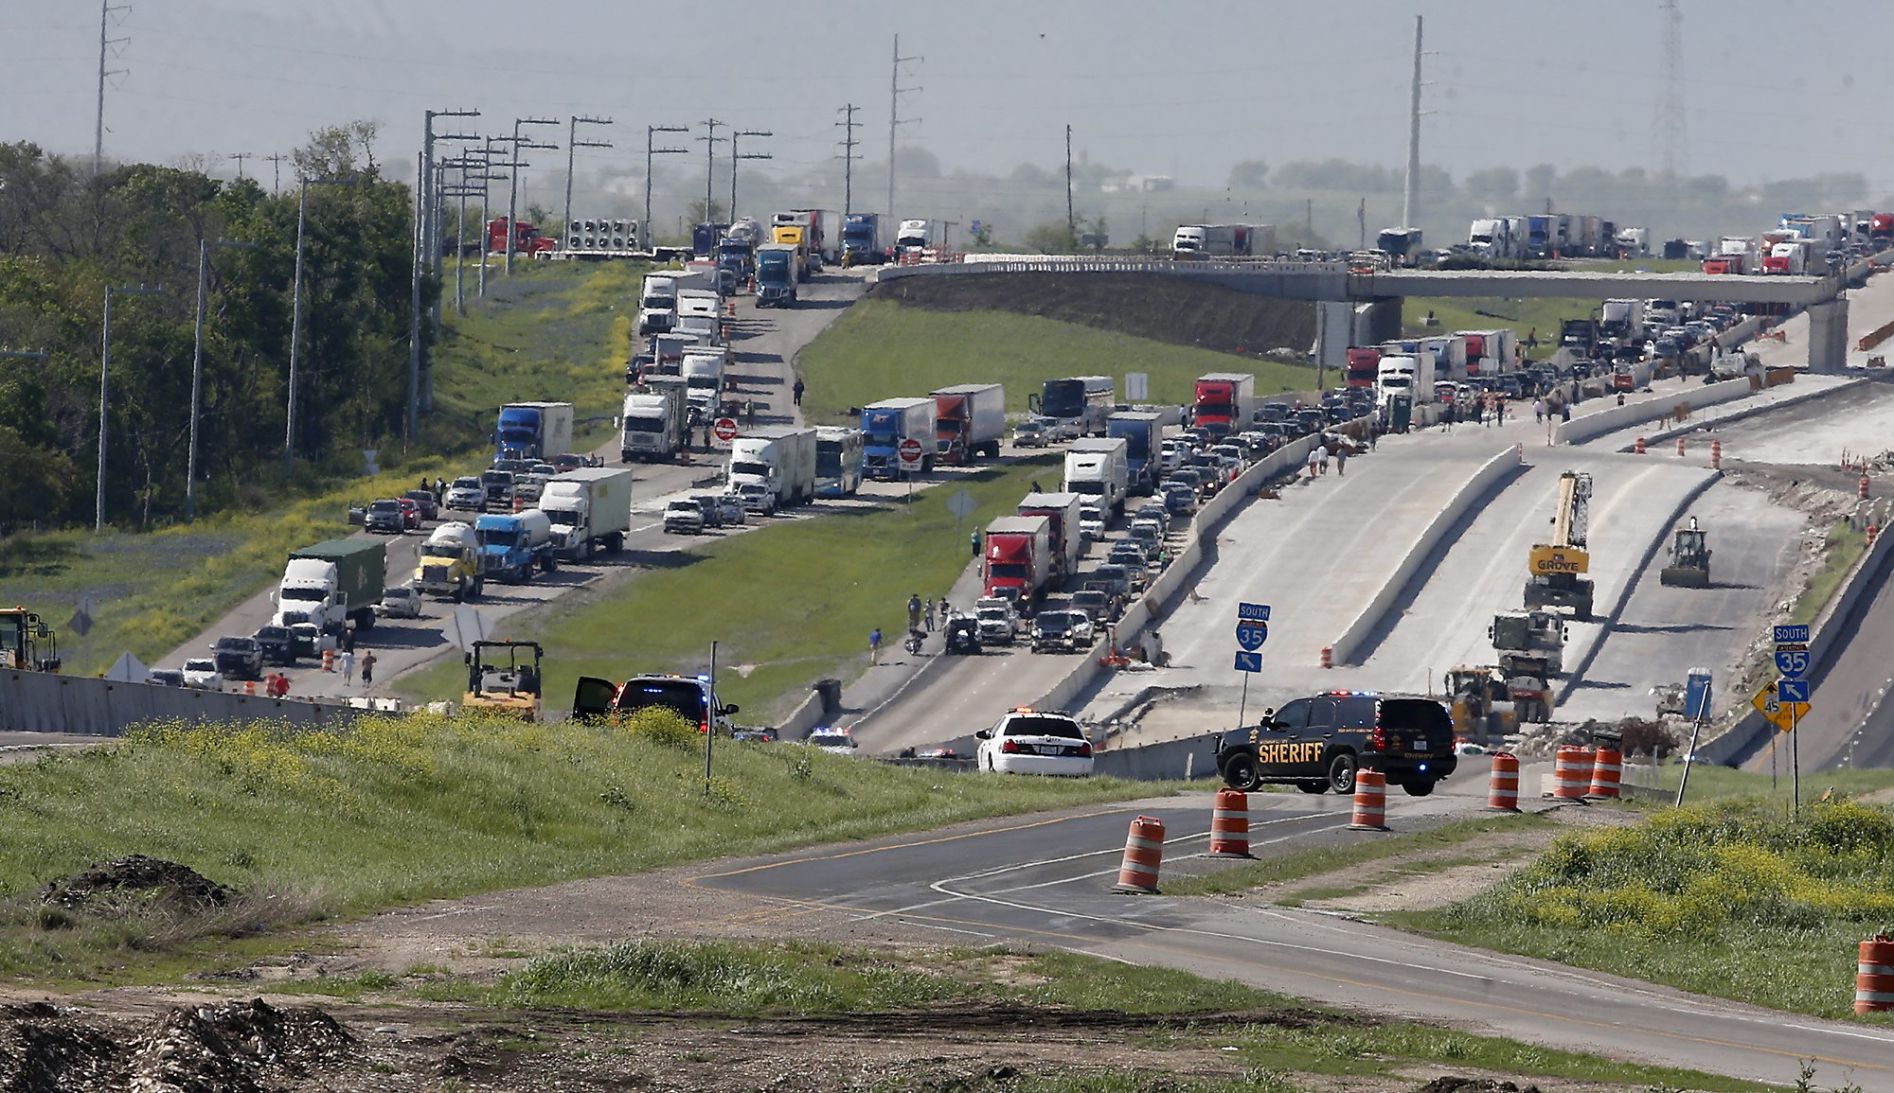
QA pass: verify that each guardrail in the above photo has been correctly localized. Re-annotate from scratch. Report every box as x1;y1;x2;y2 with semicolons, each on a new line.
0;670;371;736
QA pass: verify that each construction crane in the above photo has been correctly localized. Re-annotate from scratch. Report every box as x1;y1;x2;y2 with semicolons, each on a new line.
1524;470;1594;620
0;607;61;672
462;640;543;721
1660;516;1711;587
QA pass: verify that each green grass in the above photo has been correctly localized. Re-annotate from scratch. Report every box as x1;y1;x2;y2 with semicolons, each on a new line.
1792;520;1868;624
1399;797;1894;1019
0;712;1165;982
795;299;1323;425
1632;762;1894;805
395;456;1063;721
0;261;637;676
436;939;1755;1091
1164;812;1554;897
1405;296;1603;343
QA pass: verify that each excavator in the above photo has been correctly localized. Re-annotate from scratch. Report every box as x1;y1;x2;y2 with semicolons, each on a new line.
1660;516;1712;587
1524;471;1594;620
462;639;543;721
0;607;60;672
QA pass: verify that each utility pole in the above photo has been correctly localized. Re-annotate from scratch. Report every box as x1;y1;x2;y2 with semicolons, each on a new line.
440;149;492;315
424;112;481;338
189;237;257;520
504;117;559;275
94;0;129;175
289;175;355;467
227;151;250;179
1358;197;1367;250
729;129;771;223
941;219;960;254
697;119;724;223
888;34;922;219
645;125;689;246
1065;124;1075;245
266;153;287;195
563;115;615;252
836;104;861;218
1655;0;1687;180
98;284;163;531
1401;14;1424;231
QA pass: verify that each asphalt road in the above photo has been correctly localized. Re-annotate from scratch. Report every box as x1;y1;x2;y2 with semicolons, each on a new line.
698;789;1894;1085
155;270;870;699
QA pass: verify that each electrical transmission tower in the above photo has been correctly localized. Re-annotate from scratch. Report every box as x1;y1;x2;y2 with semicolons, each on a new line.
888;34;921;219
1655;0;1687;180
94;0;131;174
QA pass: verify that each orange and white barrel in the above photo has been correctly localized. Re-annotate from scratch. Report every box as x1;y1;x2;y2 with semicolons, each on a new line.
1857;936;1894;1014
1586;746;1623;800
1487;752;1521;813
1554;745;1592;801
1320;646;1333;669
1711;438;1722;468
322;649;335;673
1634;436;1646;454
1210;789;1251;857
1350;770;1389;831
1676;437;1686;456
1112;815;1166;894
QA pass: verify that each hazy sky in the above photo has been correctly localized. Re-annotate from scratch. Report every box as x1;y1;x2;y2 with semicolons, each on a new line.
5;0;1887;202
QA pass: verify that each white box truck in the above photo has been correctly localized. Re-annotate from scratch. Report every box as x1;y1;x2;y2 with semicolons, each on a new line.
621;383;688;462
1064;437;1130;516
930;383;1006;464
495;402;574;462
541;467;633;560
728;426;818;509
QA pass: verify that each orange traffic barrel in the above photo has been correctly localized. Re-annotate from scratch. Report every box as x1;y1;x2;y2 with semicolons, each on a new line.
1587;746;1623;800
1553;745;1592;801
243;680;256;696
322;649;335;672
1861;475;1872;500
1676;437;1686;456
1487;752;1521;813
1349;770;1389;831
1209;789;1252;857
1711;438;1722;468
1857;936;1894;1013
1634;436;1646;454
1111;815;1166;894
1871;523;1881;547
1320;646;1333;669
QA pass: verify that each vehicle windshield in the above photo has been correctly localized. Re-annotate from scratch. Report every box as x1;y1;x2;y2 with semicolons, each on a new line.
184;659;215;672
1068;479;1103;495
1005;716;1083;739
731;460;771;478
614;678;709;722
371;501;399;512
623;414;668;432
686;374;718;389
215;638;250;651
977;608;1007;620
987;562;1028;580
541;506;579;526
480;528;521;549
481;472;513;486
1040;381;1087;419
808;733;853;749
666;502;698;514
421;542;462;559
280;587;326;603
1036;614;1070;633
816;450;844;475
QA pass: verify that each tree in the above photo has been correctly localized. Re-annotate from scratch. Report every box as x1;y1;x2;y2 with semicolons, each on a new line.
685;198;729;224
971;222;994;247
1464;166;1517;202
1522;163;1558;203
291;120;379;180
1023;221;1076;254
1227;160;1270;191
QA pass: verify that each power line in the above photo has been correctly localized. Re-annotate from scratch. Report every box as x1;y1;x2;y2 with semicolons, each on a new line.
888;33;921;219
730;129;771;222
646;125;689;239
563;114;614;247
697;118;725;220
266;153;287;194
836;103;861;218
93;0;130;174
227;151;250;179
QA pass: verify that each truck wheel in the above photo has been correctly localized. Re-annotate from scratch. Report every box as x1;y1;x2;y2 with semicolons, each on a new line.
606;532;624;552
452;585;464;604
1221;753;1262;792
1327;752;1359;795
582;539;595;562
543;554;558;573
471;578;483;598
1402;780;1436;797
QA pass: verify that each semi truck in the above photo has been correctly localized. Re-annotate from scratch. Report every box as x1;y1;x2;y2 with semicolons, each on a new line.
1017;492;1084;582
754;244;801;306
1106;411;1163;495
1064;437;1130;517
1171;223;1271;258
414;522;485;601
931;383;1006;464
981;515;1055;607
1525;215;1556;258
540;467;633;560
621;382;688;462
1375;227;1424;266
475;510;556;584
814;426;865;498
860;397;938;479
1418;335;1470;381
727;426;818;508
690;221;731;260
637;268;716;335
495;402;574;462
1193;373;1256;437
487;217;557;259
1376;354;1433;406
276;538;386;634
1345;346;1383;388
1599;300;1645;340
681;351;725;419
772;209;834;264
1457;329;1517;377
1467;218;1514;260
841;213;888;265
1030;375;1114;437
894;218;932;256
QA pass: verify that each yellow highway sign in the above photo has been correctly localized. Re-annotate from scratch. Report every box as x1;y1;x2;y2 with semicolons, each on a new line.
1751;681;1810;732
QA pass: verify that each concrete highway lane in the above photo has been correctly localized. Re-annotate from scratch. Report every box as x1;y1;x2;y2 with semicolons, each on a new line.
700;795;1894;1084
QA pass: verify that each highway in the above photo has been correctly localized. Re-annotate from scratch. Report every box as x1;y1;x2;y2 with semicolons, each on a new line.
154;271;870;698
695;789;1894;1085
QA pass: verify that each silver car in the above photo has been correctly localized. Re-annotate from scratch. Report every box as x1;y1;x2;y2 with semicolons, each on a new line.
445;476;485;511
378;584;424;619
713;493;746;526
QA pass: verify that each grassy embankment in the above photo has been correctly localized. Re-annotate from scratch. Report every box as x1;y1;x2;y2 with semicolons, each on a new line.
396;455;1062;721
1401;796;1894;1020
0;262;633;675
1793;519;1869;624
1404;295;1603;343
794;299;1323;425
0;711;1169;982
365;940;1750;1091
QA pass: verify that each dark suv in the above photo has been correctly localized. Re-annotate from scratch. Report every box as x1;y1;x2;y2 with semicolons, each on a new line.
1215;691;1456;797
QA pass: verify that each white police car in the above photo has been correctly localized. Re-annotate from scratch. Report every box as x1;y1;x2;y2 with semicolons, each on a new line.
806;726;860;755
975;708;1094;777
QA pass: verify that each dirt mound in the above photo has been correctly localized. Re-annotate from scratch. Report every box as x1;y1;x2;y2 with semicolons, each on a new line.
1414;1079;1542;1093
39;855;231;916
871;271;1316;357
0;998;354;1093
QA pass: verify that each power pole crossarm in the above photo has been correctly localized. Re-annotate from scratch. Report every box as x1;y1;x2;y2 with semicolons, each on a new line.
888;34;922;220
646;125;690;248
729;129;771;224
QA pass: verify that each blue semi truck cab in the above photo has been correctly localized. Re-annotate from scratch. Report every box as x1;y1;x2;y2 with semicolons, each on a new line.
754;244;800;307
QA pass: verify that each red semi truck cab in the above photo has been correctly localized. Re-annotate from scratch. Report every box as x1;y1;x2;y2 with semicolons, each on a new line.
1702;255;1744;275
981;516;1053;605
1193;372;1255;435
487;217;558;257
1344;347;1381;388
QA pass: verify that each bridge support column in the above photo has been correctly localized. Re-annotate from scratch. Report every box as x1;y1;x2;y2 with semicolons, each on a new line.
1354;298;1402;347
1809;298;1849;373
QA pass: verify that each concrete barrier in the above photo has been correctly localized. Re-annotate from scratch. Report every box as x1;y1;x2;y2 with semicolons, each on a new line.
1633;376;1867;450
1327;446;1524;666
1094;732;1221;781
1553;377;1756;446
0;671;367;736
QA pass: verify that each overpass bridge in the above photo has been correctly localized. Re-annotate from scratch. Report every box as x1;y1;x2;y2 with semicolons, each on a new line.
875;256;1863;369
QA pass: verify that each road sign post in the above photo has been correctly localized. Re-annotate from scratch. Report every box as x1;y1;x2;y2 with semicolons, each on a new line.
1769;624;1812;818
1676;667;1712;807
897;438;924;505
1232;603;1270;729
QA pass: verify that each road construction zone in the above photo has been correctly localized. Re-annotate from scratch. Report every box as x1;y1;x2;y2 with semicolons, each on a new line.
1529;546;1590;575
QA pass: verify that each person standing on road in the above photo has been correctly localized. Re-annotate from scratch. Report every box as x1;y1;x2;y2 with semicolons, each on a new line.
1315;441;1330;475
970;529;981;557
938;596;951;624
339;649;356;686
907;593;923;631
1306;444;1321;478
924;599;936;632
1534;398;1546;424
360;650;376;688
792;378;805;407
868;627;883;665
1334;444;1348;476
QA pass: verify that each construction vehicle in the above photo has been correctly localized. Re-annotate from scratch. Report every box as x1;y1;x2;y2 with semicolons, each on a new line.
1525;471;1594;620
1490;611;1566;676
1660;517;1712;587
0;607;60;672
1442;666;1516;741
462;640;544;721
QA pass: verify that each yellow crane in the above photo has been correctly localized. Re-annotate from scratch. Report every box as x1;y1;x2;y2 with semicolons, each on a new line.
1524;471;1594;620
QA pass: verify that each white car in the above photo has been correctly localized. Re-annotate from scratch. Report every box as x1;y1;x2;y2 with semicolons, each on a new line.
181;658;222;691
806;727;860;755
976;709;1094;776
662;499;705;534
377;584;424;619
731;481;775;516
1078;506;1105;542
445;476;485;511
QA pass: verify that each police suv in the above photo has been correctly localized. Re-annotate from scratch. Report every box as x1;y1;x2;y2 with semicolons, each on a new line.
1215;690;1456;796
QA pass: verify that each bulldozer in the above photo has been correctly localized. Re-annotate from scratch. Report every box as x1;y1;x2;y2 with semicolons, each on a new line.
1660;517;1712;587
462;639;543;721
0;607;60;672
1524;470;1594;620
